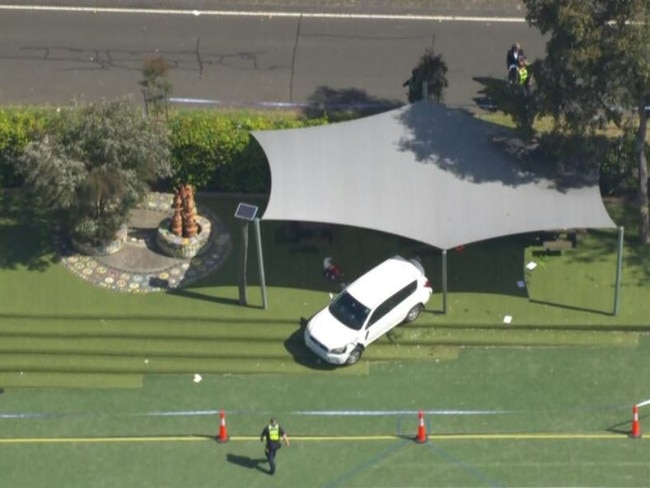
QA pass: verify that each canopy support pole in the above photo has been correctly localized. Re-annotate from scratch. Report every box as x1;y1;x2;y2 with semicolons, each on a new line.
613;225;624;315
253;218;268;310
442;249;448;314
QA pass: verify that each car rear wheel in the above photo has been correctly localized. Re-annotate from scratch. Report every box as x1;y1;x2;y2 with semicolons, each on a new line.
346;345;364;365
404;303;424;323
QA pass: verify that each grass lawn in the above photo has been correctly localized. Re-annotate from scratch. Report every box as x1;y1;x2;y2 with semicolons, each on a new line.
1;192;648;325
1;190;650;486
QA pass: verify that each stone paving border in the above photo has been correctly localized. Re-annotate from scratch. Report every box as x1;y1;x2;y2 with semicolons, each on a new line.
60;193;232;293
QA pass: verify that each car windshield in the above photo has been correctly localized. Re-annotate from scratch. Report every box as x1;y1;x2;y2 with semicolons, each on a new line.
328;291;371;331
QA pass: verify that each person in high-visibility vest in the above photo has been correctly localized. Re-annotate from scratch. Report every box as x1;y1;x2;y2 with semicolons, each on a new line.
516;55;532;96
260;417;290;475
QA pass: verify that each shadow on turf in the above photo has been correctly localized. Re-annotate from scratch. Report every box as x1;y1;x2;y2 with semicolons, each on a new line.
0;190;60;271
606;423;633;436
605;413;650;437
167;288;241;307
529;298;613;316
226;453;268;474
282;318;341;371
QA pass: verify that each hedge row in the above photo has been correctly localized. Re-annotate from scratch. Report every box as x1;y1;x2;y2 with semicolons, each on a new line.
0;107;327;193
0;108;51;188
0;106;643;196
167;110;327;192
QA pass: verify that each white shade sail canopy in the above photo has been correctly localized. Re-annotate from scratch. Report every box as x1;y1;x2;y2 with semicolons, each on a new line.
252;101;616;250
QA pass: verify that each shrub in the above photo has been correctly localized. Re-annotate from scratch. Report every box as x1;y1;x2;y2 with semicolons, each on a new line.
0;108;50;187
167;110;327;192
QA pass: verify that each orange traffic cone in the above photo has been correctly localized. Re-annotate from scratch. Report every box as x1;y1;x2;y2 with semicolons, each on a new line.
631;405;641;439
217;410;229;443
416;410;427;444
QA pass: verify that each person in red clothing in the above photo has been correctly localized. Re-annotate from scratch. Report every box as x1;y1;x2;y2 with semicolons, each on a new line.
323;256;342;282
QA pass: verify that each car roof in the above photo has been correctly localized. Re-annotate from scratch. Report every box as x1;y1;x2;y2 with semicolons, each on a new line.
344;255;424;309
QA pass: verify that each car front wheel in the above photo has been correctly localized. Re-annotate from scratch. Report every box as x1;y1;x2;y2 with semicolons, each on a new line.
404;303;424;323
345;345;364;365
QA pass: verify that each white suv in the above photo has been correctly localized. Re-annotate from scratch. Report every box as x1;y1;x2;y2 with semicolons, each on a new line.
304;255;433;365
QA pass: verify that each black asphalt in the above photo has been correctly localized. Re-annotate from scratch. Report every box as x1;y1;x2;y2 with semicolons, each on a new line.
0;2;543;108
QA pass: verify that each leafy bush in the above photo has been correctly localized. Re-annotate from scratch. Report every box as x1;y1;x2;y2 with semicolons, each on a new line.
167;110;327;192
0;108;50;187
1;106;327;194
404;48;448;103
140;56;172;119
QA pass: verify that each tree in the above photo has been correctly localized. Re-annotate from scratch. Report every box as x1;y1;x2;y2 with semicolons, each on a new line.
19;99;173;244
524;0;650;243
140;56;173;119
404;48;448;103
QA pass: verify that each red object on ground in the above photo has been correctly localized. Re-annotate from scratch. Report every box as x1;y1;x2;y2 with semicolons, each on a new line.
416;410;427;444
217;410;229;443
631;404;642;439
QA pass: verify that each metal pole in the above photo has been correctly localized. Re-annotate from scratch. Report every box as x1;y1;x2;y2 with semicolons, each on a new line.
238;221;249;306
422;80;428;100
613;226;624;316
253;218;268;309
442;249;448;314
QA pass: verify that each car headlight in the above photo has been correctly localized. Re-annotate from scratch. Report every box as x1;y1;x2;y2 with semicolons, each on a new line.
330;344;350;354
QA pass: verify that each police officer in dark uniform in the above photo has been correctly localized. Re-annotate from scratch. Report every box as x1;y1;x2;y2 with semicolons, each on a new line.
260;417;290;475
507;42;524;71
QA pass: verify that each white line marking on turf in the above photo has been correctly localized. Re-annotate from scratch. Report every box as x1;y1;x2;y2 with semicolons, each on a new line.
5;405;637;420
0;5;525;22
136;409;220;417
0;408;508;420
293;409;510;415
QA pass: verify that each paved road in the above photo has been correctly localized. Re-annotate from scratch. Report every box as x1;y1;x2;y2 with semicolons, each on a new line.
0;1;544;108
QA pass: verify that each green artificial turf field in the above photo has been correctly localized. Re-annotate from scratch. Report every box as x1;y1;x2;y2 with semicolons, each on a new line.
2;347;650;487
2;190;650;486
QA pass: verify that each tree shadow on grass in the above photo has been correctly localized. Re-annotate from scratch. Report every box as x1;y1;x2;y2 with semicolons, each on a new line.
472;75;512;112
442;235;530;297
0;190;59;271
226;453;268;474
577;211;650;287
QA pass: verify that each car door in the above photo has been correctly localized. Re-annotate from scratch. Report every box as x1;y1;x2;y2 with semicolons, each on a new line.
363;281;417;345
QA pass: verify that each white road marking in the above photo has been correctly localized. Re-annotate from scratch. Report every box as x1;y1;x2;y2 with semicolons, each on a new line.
0;4;526;22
